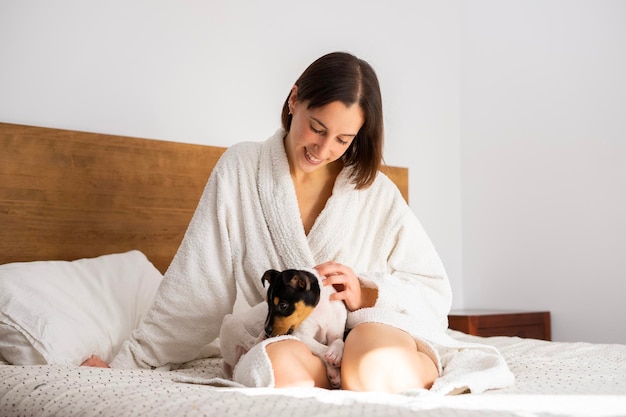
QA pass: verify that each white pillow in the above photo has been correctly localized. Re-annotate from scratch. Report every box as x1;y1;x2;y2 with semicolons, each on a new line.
0;250;162;366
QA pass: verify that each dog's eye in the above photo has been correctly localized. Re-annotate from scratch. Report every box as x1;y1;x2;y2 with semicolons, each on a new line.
278;301;289;311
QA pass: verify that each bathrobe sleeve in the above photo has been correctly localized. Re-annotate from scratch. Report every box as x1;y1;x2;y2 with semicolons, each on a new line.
111;151;238;369
345;178;453;340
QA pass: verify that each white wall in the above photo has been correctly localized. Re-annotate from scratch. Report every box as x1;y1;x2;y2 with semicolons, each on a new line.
0;1;463;306
459;0;626;343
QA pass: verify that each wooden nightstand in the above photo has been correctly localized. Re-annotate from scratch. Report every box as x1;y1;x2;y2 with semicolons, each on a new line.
448;309;551;341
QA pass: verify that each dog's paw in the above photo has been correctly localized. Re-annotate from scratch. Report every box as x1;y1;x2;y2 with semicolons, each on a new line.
324;339;344;367
324;350;341;367
326;364;342;389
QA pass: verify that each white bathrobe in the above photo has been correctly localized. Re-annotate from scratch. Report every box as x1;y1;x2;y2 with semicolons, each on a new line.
112;129;514;394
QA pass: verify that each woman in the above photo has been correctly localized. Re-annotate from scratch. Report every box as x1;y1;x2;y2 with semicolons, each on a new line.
84;52;498;393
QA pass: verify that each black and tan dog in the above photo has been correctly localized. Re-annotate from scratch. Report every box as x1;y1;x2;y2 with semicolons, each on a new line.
260;269;347;388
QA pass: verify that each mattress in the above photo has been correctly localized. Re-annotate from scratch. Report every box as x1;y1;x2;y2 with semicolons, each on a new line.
2;330;625;417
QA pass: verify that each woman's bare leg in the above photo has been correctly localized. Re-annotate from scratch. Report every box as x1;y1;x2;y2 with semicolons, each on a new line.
265;339;331;389
341;322;438;393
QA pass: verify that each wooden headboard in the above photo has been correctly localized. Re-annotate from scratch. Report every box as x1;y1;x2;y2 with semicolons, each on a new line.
0;122;408;273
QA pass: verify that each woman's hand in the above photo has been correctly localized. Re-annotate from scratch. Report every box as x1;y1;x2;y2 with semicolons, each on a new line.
81;355;110;368
314;261;378;311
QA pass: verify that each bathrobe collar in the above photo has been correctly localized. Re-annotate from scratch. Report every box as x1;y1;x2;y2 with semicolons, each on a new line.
258;129;357;268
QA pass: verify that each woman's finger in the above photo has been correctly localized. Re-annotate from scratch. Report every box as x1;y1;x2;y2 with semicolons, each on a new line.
314;261;344;276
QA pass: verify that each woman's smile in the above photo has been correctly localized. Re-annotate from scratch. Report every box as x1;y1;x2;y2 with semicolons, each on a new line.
304;147;323;165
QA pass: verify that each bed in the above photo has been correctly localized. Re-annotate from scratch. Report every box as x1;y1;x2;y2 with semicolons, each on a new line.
1;122;625;417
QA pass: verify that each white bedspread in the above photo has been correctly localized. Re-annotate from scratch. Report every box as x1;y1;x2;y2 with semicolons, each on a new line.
2;331;625;417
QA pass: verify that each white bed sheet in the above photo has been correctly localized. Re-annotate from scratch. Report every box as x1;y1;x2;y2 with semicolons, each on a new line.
1;331;625;417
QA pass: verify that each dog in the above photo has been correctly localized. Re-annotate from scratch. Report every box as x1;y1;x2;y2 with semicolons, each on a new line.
260;268;347;388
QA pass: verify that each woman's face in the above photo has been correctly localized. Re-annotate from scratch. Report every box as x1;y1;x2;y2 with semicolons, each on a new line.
285;89;364;177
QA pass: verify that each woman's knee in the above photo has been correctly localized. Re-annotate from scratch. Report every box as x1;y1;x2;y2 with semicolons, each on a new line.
341;323;439;393
265;339;330;389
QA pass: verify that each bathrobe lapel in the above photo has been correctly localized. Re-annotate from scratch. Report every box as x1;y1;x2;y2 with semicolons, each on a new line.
257;131;355;268
305;170;356;264
258;132;315;268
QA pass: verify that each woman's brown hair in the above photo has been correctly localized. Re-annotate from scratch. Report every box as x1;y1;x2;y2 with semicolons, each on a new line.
281;52;384;189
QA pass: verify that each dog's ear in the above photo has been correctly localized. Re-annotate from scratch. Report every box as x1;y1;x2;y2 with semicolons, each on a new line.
261;269;280;288
288;271;311;291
